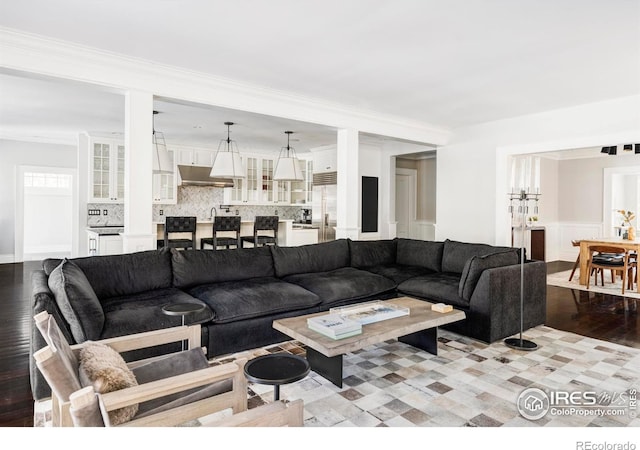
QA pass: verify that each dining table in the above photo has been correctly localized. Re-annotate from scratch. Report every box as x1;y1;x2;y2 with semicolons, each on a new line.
578;238;640;293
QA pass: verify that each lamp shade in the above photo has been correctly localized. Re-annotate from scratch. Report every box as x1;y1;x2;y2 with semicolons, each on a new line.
273;131;304;181
152;131;173;174
210;151;245;179
274;156;304;181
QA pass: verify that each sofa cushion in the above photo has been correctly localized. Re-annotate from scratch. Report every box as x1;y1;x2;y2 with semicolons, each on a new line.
458;250;519;301
283;267;396;305
47;259;105;342
99;288;213;339
363;264;435;285
398;273;469;308
187;278;320;324
132;348;232;419
271;239;350;278
78;342;138;425
45;249;173;299
441;239;518;274
396;239;444;272
172;247;275;288
349;239;397;268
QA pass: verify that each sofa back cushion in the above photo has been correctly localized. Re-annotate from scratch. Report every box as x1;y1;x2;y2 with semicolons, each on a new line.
349;239;397;268
442;239;518;274
271;239;350;278
45;249;173;299
458;250;519;301
172;247;275;288
396;239;444;272
47;259;105;342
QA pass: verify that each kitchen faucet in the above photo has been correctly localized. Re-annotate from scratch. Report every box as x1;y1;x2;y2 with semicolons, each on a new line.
210;206;217;219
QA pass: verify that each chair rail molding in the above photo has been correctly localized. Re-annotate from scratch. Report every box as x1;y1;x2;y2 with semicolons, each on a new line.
0;28;451;146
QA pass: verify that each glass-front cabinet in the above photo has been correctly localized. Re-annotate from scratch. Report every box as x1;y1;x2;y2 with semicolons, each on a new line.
224;153;312;205
290;159;312;205
153;149;177;204
89;139;125;203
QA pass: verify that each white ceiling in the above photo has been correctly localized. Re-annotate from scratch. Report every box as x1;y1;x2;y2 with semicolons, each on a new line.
1;0;639;151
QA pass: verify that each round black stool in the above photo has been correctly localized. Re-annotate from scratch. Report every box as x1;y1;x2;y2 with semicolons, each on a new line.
243;353;310;401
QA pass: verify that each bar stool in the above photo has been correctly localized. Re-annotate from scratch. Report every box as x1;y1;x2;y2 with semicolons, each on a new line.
163;216;196;250
241;216;279;248
201;216;241;250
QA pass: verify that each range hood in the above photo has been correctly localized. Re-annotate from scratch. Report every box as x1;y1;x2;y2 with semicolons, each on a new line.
177;165;234;187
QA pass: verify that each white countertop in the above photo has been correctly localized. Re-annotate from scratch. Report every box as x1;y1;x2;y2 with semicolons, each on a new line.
154;219;294;225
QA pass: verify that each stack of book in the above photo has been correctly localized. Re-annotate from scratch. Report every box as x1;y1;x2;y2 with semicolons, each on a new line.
330;301;409;325
307;313;362;339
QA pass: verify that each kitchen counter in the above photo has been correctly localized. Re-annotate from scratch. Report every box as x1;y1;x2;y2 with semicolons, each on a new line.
86;226;124;236
155;219;318;247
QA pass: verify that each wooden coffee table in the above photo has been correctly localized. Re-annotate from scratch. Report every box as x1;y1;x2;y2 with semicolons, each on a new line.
273;296;466;387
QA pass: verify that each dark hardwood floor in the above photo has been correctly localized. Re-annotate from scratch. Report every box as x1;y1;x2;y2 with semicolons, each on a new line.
0;260;638;427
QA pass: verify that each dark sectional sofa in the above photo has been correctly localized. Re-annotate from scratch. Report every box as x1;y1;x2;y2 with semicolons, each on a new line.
30;238;546;400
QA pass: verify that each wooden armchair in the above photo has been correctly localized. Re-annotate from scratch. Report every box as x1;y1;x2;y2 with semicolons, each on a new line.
33;311;303;427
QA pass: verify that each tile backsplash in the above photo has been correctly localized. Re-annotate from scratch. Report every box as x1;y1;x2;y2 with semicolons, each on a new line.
87;203;124;226
87;186;306;226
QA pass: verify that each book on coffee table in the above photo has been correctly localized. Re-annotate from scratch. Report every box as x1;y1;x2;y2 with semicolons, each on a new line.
307;313;362;339
330;300;410;325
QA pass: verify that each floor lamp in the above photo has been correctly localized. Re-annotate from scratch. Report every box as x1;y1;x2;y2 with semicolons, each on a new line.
505;157;540;351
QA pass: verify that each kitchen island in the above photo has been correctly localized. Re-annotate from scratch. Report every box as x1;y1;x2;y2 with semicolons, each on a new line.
155;218;318;248
86;226;124;256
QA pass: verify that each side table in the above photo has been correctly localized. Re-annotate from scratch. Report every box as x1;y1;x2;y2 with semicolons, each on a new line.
243;353;310;401
161;302;207;350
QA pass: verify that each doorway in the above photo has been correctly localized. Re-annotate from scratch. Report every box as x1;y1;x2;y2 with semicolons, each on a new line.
16;166;76;261
395;168;417;238
604;165;640;238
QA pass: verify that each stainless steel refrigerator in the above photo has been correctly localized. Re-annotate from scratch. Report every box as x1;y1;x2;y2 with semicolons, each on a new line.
312;172;337;242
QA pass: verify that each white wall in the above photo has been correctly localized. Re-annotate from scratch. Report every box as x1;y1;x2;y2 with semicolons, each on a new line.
0;139;76;262
558;156;638;223
436;95;640;248
540;155;639;261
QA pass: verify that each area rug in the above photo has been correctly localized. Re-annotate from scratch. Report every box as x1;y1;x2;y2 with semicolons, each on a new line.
35;326;640;427
547;269;640;300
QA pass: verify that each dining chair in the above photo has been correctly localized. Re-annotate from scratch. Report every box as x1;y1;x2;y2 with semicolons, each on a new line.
586;245;636;295
568;240;581;281
240;216;279;248
201;216;242;250
163;216;197;250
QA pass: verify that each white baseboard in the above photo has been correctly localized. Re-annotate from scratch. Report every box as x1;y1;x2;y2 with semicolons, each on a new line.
0;254;15;264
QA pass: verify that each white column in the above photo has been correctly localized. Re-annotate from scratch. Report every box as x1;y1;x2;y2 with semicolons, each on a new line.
335;128;360;239
122;91;156;253
76;133;89;256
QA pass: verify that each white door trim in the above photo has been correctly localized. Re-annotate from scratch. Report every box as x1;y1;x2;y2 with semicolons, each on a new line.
603;165;640;237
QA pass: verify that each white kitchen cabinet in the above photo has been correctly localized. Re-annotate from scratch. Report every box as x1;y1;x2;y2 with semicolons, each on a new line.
87;231;123;256
290;159;313;205
89;138;125;203
178;148;214;166
224;154;312;205
153;148;177;204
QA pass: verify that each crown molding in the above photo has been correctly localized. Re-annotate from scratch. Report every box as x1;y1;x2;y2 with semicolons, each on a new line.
0;28;452;146
0;130;78;146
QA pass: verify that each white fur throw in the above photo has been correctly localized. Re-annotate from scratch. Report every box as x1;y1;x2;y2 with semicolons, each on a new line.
78;342;138;425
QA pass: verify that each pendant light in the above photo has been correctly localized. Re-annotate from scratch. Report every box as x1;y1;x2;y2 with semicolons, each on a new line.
273;131;304;181
152;111;172;174
210;122;245;179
